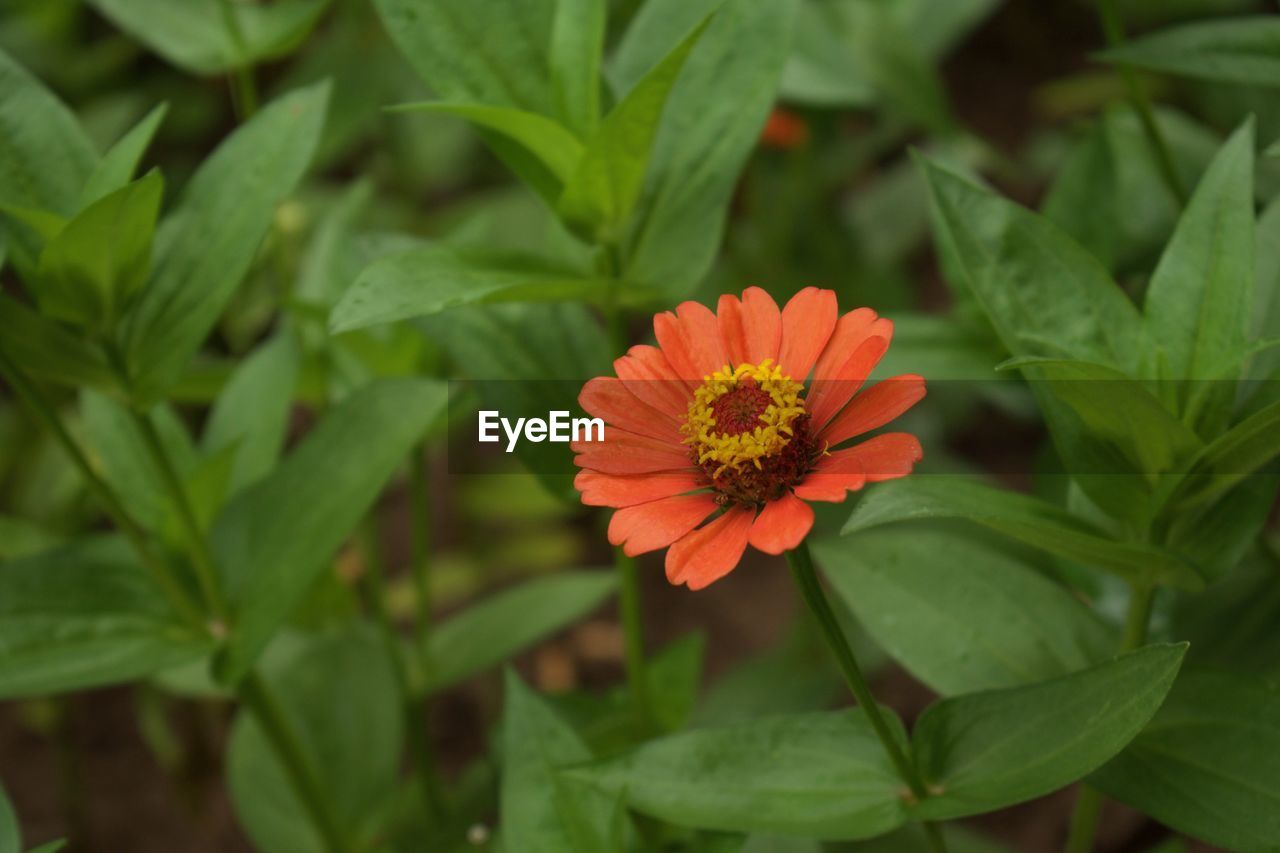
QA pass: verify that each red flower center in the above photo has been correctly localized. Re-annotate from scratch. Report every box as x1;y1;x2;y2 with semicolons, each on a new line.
704;415;820;507
709;380;772;436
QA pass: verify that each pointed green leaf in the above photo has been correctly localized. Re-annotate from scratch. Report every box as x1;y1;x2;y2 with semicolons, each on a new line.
918;156;1148;374
122;82;328;405
503;671;625;853
37;170;163;329
913;644;1187;820
611;0;797;295
201;333;299;496
427;572;617;691
0;537;213;699
1170;396;1280;508
0;294;115;389
79;103;168;209
331;244;604;334
549;0;605;138
570;711;911;839
0;783;18;853
1254;194;1280;379
559;15;711;239
228;626;402;853
213;378;446;680
814;529;1116;696
843;476;1203;590
87;0;332;75
1090;668;1280;849
1099;17;1280;87
1144;121;1255;434
389;102;584;185
0;49;97;273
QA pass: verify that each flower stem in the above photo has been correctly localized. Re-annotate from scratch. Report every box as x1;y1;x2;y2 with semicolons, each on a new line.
1094;0;1186;206
239;670;354;852
0;344;203;626
785;542;948;853
1065;581;1155;852
615;549;654;725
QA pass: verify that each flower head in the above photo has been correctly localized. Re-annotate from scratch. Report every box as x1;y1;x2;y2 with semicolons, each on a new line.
574;287;925;590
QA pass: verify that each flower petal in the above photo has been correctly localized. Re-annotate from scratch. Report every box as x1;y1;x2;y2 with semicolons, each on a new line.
654;301;725;382
806;335;890;430
574;469;706;507
608;493;719;557
665;506;754;590
580;376;683;444
820;375;926;449
748;492;814;555
573;426;693;475
718;287;781;367
614;345;692;420
778;287;838;382
812;309;891;383
796;432;922;502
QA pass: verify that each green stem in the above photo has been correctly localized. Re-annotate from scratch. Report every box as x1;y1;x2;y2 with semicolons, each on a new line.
408;444;433;665
129;405;227;619
615;549;653;724
218;0;258;120
599;242;627;355
785;542;948;853
1064;582;1155;852
1095;0;1187;206
240;671;354;852
0;344;203;626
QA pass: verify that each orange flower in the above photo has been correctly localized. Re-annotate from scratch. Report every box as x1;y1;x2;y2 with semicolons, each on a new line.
760;107;809;149
574;287;925;590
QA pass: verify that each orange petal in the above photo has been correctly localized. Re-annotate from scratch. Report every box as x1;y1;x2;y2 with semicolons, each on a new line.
797;432;922;502
608;493;719;557
580;377;683;444
718;287;781;367
614;345;692;420
806;335;890;430
665;506;755;590
748;492;814;555
574;469;706;508
812;309;891;383
573;426;693;475
654;301;725;382
778;287;838;382
820;375;926;449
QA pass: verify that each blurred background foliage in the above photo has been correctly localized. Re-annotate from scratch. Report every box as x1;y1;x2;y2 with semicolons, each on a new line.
0;0;1278;850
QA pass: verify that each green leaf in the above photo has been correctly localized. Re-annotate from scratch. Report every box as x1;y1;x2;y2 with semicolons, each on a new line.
372;0;557;113
330;244;603;334
1099;17;1280;87
0;294;115;389
813;528;1115;696
37;170;163;329
503;670;626;853
570;711;910;839
0;537;213;699
610;0;797;295
227;625;402;853
86;0;333;75
559;15;711;240
843;477;1203;590
122;82;328;405
1090;668;1280;849
913;643;1187;820
427;571;617;691
1003;358;1203;489
389;102;584;186
1168;396;1280;509
918;155;1148;374
1176;552;1280;678
0;49;97;273
1254;194;1280;379
1144;120;1256;435
0;784;18;853
549;0;605;138
201;333;299;496
212;378;447;681
78;103;168;209
649;633;706;732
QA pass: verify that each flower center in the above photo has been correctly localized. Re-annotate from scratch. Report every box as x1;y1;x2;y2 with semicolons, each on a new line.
681;360;817;505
